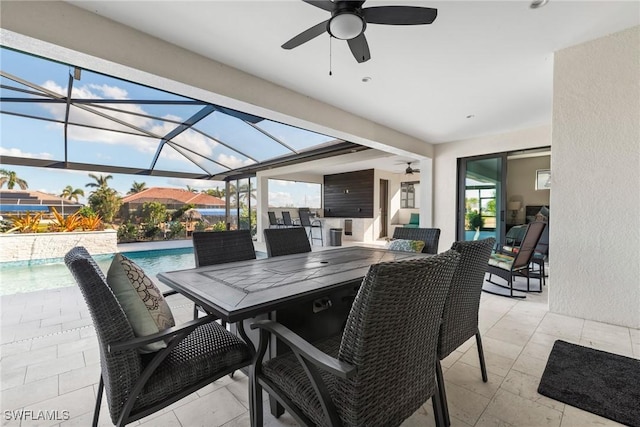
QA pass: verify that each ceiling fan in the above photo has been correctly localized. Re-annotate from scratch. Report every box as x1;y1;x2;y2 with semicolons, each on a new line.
405;162;420;175
282;0;438;63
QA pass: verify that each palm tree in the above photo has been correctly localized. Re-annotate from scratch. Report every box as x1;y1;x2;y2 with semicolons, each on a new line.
0;169;28;190
85;173;113;191
186;185;198;193
59;185;85;202
128;181;147;194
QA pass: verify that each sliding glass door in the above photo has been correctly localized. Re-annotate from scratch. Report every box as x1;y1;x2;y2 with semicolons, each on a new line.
457;153;507;244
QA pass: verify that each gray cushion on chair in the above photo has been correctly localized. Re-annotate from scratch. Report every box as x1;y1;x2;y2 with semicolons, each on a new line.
263;335;342;424
135;322;251;415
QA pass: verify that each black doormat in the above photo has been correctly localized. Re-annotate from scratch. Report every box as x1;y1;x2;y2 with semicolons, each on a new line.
537;340;640;427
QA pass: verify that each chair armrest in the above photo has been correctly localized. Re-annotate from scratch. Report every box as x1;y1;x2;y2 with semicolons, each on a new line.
108;314;218;353
251;320;356;379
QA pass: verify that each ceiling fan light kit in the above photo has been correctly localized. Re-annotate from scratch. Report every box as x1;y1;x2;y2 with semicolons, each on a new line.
328;12;365;40
282;0;438;63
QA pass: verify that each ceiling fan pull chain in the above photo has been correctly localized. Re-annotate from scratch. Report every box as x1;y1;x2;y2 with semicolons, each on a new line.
329;36;333;76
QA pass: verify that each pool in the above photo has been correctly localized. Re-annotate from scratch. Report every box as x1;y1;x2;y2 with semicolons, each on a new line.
0;247;198;296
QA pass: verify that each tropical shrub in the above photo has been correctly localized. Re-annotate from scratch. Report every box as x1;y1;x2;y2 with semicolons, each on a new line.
48;207;82;232
81;215;103;231
466;210;484;230
6;211;43;233
167;221;185;239
117;222;139;243
210;221;227;232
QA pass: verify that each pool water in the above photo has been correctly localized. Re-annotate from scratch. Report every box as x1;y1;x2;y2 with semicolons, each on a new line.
0;247;196;296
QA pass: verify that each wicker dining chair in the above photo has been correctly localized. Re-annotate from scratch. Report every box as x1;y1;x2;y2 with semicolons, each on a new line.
250;250;461;427
392;227;441;254
191;230;257;318
263;227;311;257
436;238;495;426
64;247;252;427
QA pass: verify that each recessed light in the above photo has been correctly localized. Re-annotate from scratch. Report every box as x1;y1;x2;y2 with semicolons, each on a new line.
530;0;549;9
362;76;372;83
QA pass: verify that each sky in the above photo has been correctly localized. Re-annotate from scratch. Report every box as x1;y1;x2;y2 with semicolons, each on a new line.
0;47;327;208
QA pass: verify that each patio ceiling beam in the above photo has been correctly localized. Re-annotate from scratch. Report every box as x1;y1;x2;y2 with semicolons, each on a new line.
149;104;216;173
213;142;371;181
0;155;211;180
0;111;157;138
63;73;73;165
189;127;258;164
246;121;298;154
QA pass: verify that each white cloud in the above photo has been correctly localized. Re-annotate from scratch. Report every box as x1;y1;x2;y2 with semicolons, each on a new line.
88;83;128;99
268;191;295;207
0;147;54;159
217;153;254;169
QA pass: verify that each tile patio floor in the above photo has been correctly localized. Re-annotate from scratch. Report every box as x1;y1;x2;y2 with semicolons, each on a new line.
1;244;639;427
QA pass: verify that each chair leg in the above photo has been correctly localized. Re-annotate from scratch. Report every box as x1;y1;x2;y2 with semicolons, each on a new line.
93;375;104;427
250;377;263;427
432;374;446;427
475;331;488;382
435;360;450;427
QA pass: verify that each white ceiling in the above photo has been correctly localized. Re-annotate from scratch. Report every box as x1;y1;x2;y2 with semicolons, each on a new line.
62;0;637;176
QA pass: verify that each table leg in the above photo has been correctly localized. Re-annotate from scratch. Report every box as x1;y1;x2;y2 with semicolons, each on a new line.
269;395;285;418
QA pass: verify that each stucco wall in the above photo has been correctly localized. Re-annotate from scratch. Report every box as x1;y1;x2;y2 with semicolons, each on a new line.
550;26;640;328
0;230;117;263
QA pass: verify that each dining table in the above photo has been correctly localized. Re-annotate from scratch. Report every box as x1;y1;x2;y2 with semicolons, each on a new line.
157;245;430;349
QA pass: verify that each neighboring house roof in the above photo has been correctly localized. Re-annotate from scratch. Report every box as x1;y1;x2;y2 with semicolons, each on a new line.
0;189;83;213
121;187;225;207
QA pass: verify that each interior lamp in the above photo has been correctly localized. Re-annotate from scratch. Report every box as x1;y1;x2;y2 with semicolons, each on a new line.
328;13;365;40
508;201;521;220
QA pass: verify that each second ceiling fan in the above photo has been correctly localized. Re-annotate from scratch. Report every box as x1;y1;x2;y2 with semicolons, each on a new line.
282;0;438;63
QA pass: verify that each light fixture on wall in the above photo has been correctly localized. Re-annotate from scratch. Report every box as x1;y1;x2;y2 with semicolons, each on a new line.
508;201;521;220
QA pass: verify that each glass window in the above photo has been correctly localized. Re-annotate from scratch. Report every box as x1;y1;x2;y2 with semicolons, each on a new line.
401;182;419;208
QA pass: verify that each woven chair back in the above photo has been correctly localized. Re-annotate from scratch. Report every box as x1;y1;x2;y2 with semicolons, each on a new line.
64;247;141;423
263;227;311;257
334;250;461;426
192;230;256;267
438;238;495;359
392;227;441;254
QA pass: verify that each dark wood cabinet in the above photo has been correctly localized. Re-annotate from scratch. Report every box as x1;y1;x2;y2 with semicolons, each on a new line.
323;169;374;218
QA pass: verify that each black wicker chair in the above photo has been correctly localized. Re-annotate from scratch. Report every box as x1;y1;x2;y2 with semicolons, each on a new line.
484;221;546;298
64;247;252;427
392;227;441;254
263;227;312;258
436;238;495;426
250;250;461;427
191;230;257;318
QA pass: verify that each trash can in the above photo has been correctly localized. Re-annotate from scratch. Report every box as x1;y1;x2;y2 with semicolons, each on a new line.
329;228;343;246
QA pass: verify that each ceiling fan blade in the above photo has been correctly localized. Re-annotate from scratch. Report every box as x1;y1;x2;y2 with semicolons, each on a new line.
302;0;335;12
282;19;330;50
362;6;438;25
347;33;371;63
